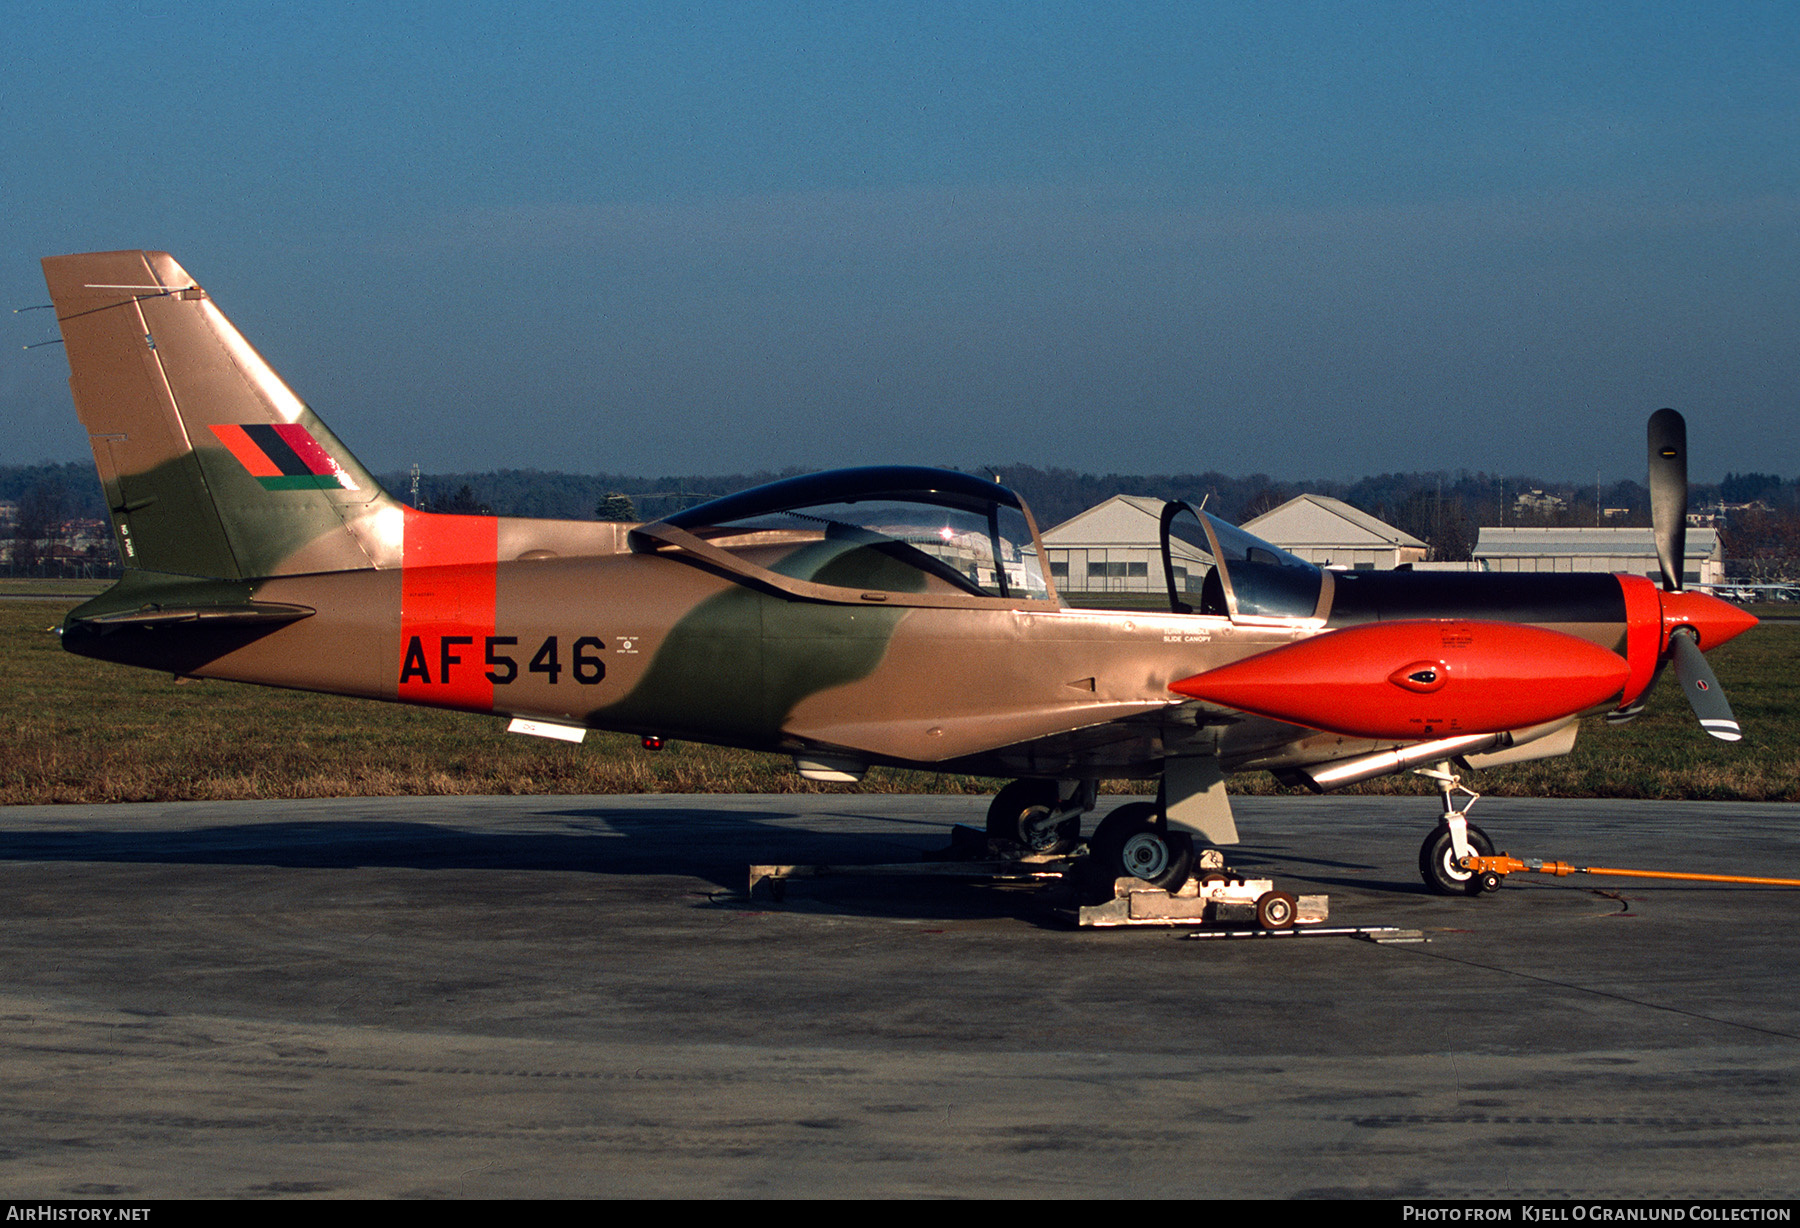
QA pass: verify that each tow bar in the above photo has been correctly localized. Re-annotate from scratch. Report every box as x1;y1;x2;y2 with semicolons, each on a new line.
1464;855;1800;892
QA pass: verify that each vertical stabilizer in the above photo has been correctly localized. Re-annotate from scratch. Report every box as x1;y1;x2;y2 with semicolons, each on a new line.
43;251;405;579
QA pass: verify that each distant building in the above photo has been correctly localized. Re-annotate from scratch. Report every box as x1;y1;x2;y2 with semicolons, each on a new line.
1041;495;1207;594
1042;491;1428;594
1241;495;1426;570
1474;527;1724;587
1512;488;1567;517
1687;500;1771;529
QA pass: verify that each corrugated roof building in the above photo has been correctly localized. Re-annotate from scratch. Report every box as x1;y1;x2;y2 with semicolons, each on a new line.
1041;495;1212;594
1474;526;1723;586
1042;492;1429;593
1241;494;1426;570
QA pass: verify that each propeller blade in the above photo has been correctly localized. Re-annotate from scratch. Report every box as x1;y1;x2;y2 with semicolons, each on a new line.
1647;408;1687;592
1669;630;1741;742
1605;658;1668;725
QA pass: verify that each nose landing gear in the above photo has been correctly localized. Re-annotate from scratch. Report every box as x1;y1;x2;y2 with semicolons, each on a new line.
1419;820;1498;896
1415;760;1502;896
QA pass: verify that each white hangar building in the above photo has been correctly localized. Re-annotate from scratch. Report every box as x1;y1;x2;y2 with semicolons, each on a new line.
1473;527;1725;587
1041;495;1210;594
1240;495;1427;570
1042;492;1426;594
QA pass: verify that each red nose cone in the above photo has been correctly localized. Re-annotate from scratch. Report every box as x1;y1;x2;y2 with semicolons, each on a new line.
1659;589;1759;651
1170;620;1630;740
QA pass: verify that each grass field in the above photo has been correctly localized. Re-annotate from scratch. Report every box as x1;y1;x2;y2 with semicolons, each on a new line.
2;597;1793;805
0;578;111;597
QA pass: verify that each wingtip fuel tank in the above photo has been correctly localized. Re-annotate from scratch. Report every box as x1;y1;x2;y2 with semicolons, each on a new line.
1169;619;1632;741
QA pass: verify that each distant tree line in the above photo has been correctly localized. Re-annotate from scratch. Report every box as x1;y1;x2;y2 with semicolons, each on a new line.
389;469;807;522
4;460;1796;578
0;462;109;520
0;463;113;578
982;465;1665;563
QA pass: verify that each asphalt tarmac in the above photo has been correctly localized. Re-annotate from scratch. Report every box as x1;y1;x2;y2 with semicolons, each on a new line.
1;792;1797;1199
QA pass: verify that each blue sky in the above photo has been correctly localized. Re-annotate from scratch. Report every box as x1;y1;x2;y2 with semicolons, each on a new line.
3;2;1795;482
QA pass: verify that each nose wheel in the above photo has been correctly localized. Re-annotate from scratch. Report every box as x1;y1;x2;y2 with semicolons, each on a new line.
1419;821;1497;896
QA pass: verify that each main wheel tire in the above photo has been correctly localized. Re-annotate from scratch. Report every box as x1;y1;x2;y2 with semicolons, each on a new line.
1018;804;1081;855
986;780;1076;854
1088;803;1194;892
1418;821;1496;897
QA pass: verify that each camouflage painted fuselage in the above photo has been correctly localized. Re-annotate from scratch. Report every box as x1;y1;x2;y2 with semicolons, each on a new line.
63;537;1312;778
44;251;1756;795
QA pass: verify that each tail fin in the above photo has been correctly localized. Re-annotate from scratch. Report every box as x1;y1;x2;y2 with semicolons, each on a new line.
43;251;405;579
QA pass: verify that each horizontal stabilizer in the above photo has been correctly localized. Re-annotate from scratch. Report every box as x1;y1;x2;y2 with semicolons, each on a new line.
70;602;315;631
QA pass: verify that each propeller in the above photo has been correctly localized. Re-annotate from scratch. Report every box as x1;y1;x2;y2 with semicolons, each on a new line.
1634;408;1747;741
1647;407;1687;592
1669;629;1742;742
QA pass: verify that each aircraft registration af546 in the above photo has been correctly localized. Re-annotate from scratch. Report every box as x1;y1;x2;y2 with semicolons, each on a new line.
40;251;1758;896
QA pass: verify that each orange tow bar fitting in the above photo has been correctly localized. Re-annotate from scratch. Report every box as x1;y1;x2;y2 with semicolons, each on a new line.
1464;855;1800;889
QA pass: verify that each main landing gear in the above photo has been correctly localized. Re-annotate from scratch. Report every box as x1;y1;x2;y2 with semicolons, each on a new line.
981;780;1314;928
990;765;1516;903
984;779;1086;856
1086;802;1194;893
1415;760;1504;897
984;779;1200;900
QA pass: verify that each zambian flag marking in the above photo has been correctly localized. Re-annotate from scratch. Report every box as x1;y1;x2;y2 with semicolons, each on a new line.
209;423;359;490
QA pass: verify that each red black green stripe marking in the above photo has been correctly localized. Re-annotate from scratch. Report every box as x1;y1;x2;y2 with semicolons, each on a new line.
209;423;359;490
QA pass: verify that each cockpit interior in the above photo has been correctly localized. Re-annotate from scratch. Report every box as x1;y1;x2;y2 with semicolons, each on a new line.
642;466;1325;622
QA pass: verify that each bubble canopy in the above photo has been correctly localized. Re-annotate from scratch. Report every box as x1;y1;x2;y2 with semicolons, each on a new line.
662;466;1052;602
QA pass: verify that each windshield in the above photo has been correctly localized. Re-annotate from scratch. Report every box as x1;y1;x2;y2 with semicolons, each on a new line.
1160;502;1224;614
1161;501;1324;620
665;467;1051;601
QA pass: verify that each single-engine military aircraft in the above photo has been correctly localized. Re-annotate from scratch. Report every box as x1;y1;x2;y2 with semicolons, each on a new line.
40;251;1758;896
